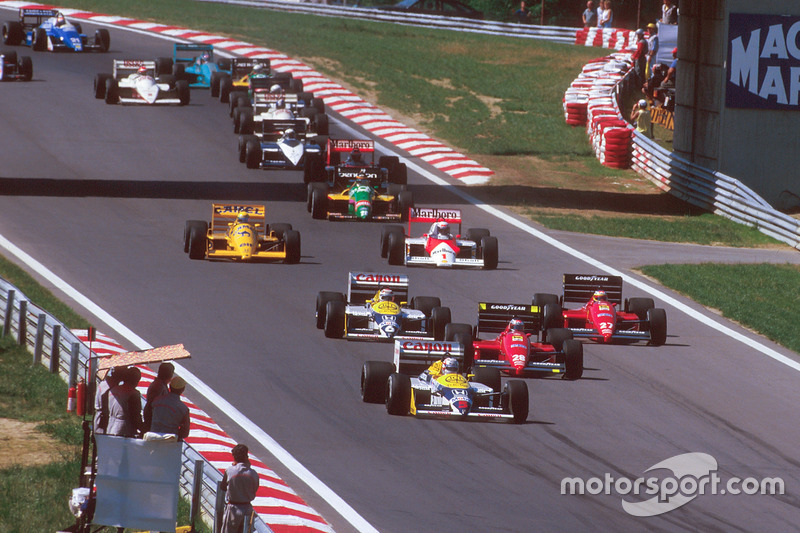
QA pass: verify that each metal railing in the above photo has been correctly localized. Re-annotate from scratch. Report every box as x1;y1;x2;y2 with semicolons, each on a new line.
0;277;272;532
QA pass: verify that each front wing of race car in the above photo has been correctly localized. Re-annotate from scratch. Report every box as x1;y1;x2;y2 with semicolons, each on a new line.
473;357;566;376
343;305;429;340
408;378;514;421
326;193;402;221
403;237;484;267
568;325;651;343
116;81;182;105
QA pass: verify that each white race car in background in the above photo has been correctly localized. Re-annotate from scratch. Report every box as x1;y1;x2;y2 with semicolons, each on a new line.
93;59;189;105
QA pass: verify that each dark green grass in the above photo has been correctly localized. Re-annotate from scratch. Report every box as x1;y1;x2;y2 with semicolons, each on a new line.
527;213;783;247
641;263;800;353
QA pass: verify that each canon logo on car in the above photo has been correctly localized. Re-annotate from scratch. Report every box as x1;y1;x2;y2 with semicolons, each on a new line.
400;341;457;353
352;273;406;284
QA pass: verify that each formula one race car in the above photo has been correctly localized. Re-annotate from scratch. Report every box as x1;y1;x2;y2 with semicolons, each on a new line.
448;302;583;380
306;139;412;221
0;50;32;81
360;339;529;423
380;207;498;269
234;90;327;137
94;60;190;105
315;272;451;341
216;57;303;103
2;9;109;52
533;273;667;345
238;119;326;170
155;43;231;89
183;203;300;263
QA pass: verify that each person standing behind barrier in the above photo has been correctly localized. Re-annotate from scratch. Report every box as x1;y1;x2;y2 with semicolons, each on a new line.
221;444;260;533
631;28;648;87
106;367;144;438
149;375;190;440
599;1;613;29
93;366;121;435
646;23;659;77
582;1;596;29
631;99;653;139
143;362;174;432
596;1;603;28
661;0;678;24
513;1;531;23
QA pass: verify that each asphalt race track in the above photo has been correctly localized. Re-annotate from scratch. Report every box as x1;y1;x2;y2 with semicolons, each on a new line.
1;14;800;533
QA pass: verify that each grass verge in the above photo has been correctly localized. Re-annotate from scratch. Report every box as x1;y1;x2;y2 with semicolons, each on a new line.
46;0;788;248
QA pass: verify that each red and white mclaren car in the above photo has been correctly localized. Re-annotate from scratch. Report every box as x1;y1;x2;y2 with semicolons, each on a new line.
380;207;498;269
93;60;189;105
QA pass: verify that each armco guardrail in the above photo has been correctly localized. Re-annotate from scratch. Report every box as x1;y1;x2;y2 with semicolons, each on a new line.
195;0;578;42
564;51;800;250
0;277;274;533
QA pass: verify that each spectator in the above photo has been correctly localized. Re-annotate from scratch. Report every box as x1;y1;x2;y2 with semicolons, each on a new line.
630;28;648;87
630;99;653;139
596;1;603;28
143;362;174;432
513;1;531;23
221;444;260;533
93;366;121;435
149;375;191;441
599;1;613;29
645;23;659;77
661;0;678;24
106;367;144;438
582;1;596;29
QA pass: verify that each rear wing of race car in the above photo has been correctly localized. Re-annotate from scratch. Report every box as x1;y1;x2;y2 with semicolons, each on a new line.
562;273;623;306
476;302;543;337
347;271;408;305
258;118;308;139
210;204;266;234
326;138;374;166
252;91;300;113
19;8;57;26
249;71;292;91
394;339;465;375
231;57;270;78
112;59;156;79
173;43;214;63
407;207;462;235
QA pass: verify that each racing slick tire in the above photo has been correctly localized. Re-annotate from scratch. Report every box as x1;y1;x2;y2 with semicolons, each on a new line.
104;78;119;104
176;80;190;106
465;228;490;243
229;92;247;116
310;183;329;220
445;323;474;369
313;113;329;136
3;50;17;65
94;73;111;98
19;56;32;81
94;29;110;53
392;163;408;186
563;339;584;380
542;303;562;331
32;28;47;51
380;225;404;258
311;97;325;114
232;107;244;133
172;62;186;81
2;21;23;46
210;71;223;97
187;222;208;260
155;57;173;76
303;154;324;184
379;155;398;173
245;138;261;169
398;191;413;222
646;308;667;346
386;373;411;416
283;230;301;264
183;220;206;253
544;328;573;351
316;291;345;329
361;361;393;404
323;300;345;338
533;293;560;309
157;74;176;86
411;296;441;317
239;109;254;135
387;231;404;266
290;79;304;92
627;297;655;320
218;75;233;103
505;380;529;424
430;306;451;341
217;58;231;72
480;236;498;270
474;367;501;393
270;223;293;240
238;135;257;164
444;323;472;342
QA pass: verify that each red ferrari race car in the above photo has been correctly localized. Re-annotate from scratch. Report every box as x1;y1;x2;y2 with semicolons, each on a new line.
534;273;667;346
445;302;583;381
380;207;498;269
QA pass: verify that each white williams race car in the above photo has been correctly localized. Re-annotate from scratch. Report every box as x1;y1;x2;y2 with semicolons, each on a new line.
93;60;189;105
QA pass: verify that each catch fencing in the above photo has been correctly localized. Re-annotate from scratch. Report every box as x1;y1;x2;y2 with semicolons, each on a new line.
0;277;273;533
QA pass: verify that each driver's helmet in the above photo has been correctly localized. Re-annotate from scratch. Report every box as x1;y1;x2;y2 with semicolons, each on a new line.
137;65;148;76
270;83;284;95
378;288;393;302
283;128;296;140
592;290;608;303
435;220;450;236
56;12;65;25
252;63;265;73
509;318;525;332
201;51;210;62
236;211;250;224
349;147;362;163
442;357;459;375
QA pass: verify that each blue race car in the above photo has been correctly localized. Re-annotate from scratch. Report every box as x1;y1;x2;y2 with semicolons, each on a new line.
154;43;232;89
2;9;109;52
